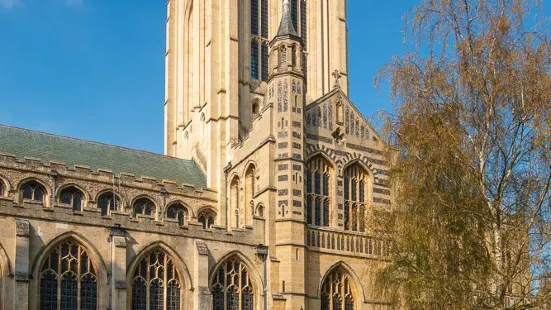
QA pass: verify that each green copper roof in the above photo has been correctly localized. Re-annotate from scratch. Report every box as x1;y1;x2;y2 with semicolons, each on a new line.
0;124;206;188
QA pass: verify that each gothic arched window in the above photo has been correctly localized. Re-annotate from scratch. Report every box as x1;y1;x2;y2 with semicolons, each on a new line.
305;156;332;227
39;239;98;310
59;186;85;212
133;197;155;217
166;203;188;226
321;267;355;310
343;164;369;232
211;258;254;310
230;177;240;228
20;180;45;202
97;191;121;216
198;210;216;229
251;0;269;81
131;249;182;310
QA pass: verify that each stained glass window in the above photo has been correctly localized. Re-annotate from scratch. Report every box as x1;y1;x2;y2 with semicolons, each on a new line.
166;203;188;226
97;191;120;216
320;267;355;310
60;186;84;211
39;240;97;310
343;164;369;232
21;180;45;202
134;197;155;217
305;156;332;227
131;249;182;310
211;258;254;310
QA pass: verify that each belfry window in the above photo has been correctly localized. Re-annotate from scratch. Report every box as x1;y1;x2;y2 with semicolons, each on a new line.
131;249;182;310
21;180;45;202
166;203;188;226
321;267;355;310
0;179;5;196
211;258;254;310
251;0;269;81
39;239;98;310
343;164;369;232
133;197;155;217
305;156;332;227
97;191;121;216
60;186;85;212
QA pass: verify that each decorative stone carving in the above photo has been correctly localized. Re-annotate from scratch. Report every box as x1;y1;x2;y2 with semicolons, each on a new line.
16;219;30;237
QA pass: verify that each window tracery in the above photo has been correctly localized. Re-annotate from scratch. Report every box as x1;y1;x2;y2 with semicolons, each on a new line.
134;197;155;217
131;249;182;310
198;210;216;229
321;267;355;310
39;239;97;310
211;258;254;310
166;203;188;226
97;191;121;216
305;156;332;226
60;186;84;211
21;180;45;202
343;164;368;232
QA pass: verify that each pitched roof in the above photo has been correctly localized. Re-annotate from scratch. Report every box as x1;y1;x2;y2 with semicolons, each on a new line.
0;124;206;188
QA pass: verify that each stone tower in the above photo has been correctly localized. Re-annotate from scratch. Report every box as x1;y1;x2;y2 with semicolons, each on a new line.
267;0;307;308
164;0;350;189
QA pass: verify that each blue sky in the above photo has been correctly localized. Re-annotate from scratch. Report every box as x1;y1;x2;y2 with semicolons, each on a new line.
0;1;547;154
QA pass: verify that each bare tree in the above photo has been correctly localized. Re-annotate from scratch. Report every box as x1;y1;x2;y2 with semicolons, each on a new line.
377;0;551;309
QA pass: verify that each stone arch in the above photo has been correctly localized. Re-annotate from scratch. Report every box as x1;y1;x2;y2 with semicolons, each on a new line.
197;206;217;229
316;261;367;303
55;182;90;202
341;157;375;179
127;241;193;291
95;189;123;215
209;250;264;310
0;174;12;196
243;162;256;227
228;175;241;228
127;241;193;310
165;199;194;218
30;231;109;310
255;202;265;218
130;194;159;217
16;177;50;205
0;243;12;310
305;150;338;168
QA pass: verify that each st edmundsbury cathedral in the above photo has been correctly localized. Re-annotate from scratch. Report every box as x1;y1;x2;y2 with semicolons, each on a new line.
0;0;392;309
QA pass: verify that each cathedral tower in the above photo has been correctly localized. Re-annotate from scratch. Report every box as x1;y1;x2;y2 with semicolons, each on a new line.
164;0;349;181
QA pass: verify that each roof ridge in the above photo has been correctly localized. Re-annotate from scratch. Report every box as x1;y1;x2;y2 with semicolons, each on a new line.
0;123;187;161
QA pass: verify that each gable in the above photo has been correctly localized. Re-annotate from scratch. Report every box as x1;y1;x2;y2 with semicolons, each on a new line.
304;89;382;143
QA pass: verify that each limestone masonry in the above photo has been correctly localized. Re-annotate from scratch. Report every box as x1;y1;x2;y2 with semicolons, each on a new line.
0;0;392;309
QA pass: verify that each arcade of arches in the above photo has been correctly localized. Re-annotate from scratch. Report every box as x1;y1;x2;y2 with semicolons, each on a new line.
22;237;362;310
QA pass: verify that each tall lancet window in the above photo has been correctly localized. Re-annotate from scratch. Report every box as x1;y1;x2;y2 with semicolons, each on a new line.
290;0;308;76
305;156;332;227
251;0;269;81
343;164;369;232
